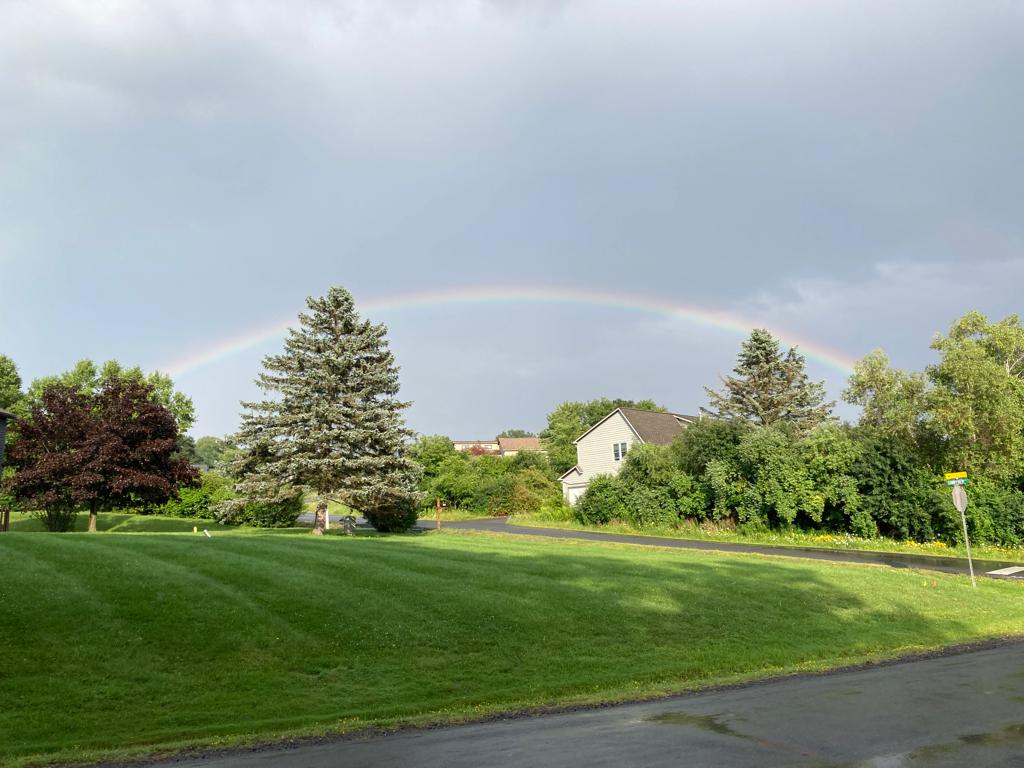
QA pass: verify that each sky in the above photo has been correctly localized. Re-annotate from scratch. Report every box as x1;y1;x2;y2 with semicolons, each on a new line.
2;0;1022;439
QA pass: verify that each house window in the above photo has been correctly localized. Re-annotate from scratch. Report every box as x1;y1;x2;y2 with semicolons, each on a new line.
613;442;628;461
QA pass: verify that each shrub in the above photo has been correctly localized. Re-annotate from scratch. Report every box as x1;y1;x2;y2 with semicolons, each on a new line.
532;497;575;522
492;468;561;517
574;475;626;525
229;487;305;528
617;444;676;488
670;418;748;476
623;485;678;529
34;507;78;532
668;472;707;519
852;434;938;541
953;479;1024;547
364;497;419;532
159;472;234;519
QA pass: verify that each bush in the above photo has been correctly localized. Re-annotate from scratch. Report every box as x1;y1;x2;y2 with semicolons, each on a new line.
952;479;1024;547
574;475;626;525
670;418;748;477
492;468;561;517
532;497;575;522
622;485;678;529
33;508;78;532
159;472;234;519
229;488;305;528
852;435;938;541
364;497;419;533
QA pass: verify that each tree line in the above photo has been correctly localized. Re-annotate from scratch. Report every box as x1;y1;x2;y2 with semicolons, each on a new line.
1;286;421;533
570;312;1024;546
4;301;1022;544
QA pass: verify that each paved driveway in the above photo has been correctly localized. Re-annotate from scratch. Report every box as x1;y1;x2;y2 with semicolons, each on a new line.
140;642;1024;767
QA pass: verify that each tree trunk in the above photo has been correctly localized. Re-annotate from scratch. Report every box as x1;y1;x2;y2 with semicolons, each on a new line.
88;507;97;533
312;500;327;536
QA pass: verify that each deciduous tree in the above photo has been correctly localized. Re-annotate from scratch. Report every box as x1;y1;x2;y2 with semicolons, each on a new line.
0;354;21;410
26;359;195;432
9;377;196;531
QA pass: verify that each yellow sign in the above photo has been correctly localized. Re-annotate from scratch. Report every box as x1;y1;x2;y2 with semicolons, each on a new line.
944;471;968;480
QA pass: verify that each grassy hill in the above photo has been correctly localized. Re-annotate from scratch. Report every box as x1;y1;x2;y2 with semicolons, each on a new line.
2;528;1022;766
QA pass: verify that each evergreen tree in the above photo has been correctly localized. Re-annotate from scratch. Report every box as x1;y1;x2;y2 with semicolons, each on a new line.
705;329;834;431
231;287;421;533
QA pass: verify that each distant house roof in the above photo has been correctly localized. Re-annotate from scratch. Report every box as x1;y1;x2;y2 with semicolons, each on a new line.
0;409;15;421
573;408;698;446
497;436;542;453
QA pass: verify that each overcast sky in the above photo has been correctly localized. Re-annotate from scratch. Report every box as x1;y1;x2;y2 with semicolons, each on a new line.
2;1;1022;438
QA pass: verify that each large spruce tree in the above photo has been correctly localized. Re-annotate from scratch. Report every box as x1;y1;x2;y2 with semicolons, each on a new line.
232;287;421;533
705;329;834;431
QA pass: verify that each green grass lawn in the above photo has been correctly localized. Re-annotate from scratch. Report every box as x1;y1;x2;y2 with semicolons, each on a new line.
509;513;1024;563
2;529;1022;766
5;512;310;535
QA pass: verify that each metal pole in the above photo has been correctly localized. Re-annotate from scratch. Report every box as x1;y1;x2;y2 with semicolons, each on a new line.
960;506;977;588
436;496;441;530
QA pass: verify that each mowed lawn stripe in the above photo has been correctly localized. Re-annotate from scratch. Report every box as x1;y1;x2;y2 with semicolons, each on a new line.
2;530;1023;766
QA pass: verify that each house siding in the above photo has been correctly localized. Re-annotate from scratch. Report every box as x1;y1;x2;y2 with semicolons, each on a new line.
573;412;639;486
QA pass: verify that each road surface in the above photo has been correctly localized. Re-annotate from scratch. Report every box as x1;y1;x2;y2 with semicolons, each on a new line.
439;517;1024;579
140;642;1024;767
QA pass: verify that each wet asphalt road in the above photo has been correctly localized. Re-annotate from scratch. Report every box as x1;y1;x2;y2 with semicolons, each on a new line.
434;518;1024;579
142;642;1024;767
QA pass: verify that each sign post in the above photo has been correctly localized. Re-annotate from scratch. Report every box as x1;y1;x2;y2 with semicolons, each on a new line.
945;472;975;588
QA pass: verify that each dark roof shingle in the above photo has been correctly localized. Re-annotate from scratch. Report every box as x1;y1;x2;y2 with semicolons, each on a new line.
618;408;695;445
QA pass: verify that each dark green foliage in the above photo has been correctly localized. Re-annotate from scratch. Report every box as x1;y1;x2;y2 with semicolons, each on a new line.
624;486;678;528
34;508;79;533
159;472;235;520
498;429;535;437
193;436;237;469
670;418;747;477
617;443;677;488
232;287;421;532
731;426;820;528
363;497;419;532
412;439;561;517
574;475;626;525
558;312;1024;549
705;329;834;431
228;487;305;528
953;479;1024;547
851;434;942;541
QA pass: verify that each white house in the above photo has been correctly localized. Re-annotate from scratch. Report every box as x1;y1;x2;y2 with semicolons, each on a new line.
559;408;698;504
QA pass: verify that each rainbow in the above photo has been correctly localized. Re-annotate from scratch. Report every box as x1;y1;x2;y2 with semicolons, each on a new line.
160;285;859;378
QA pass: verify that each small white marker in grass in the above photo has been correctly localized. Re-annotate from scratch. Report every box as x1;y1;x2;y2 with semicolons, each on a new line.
203;529;211;538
